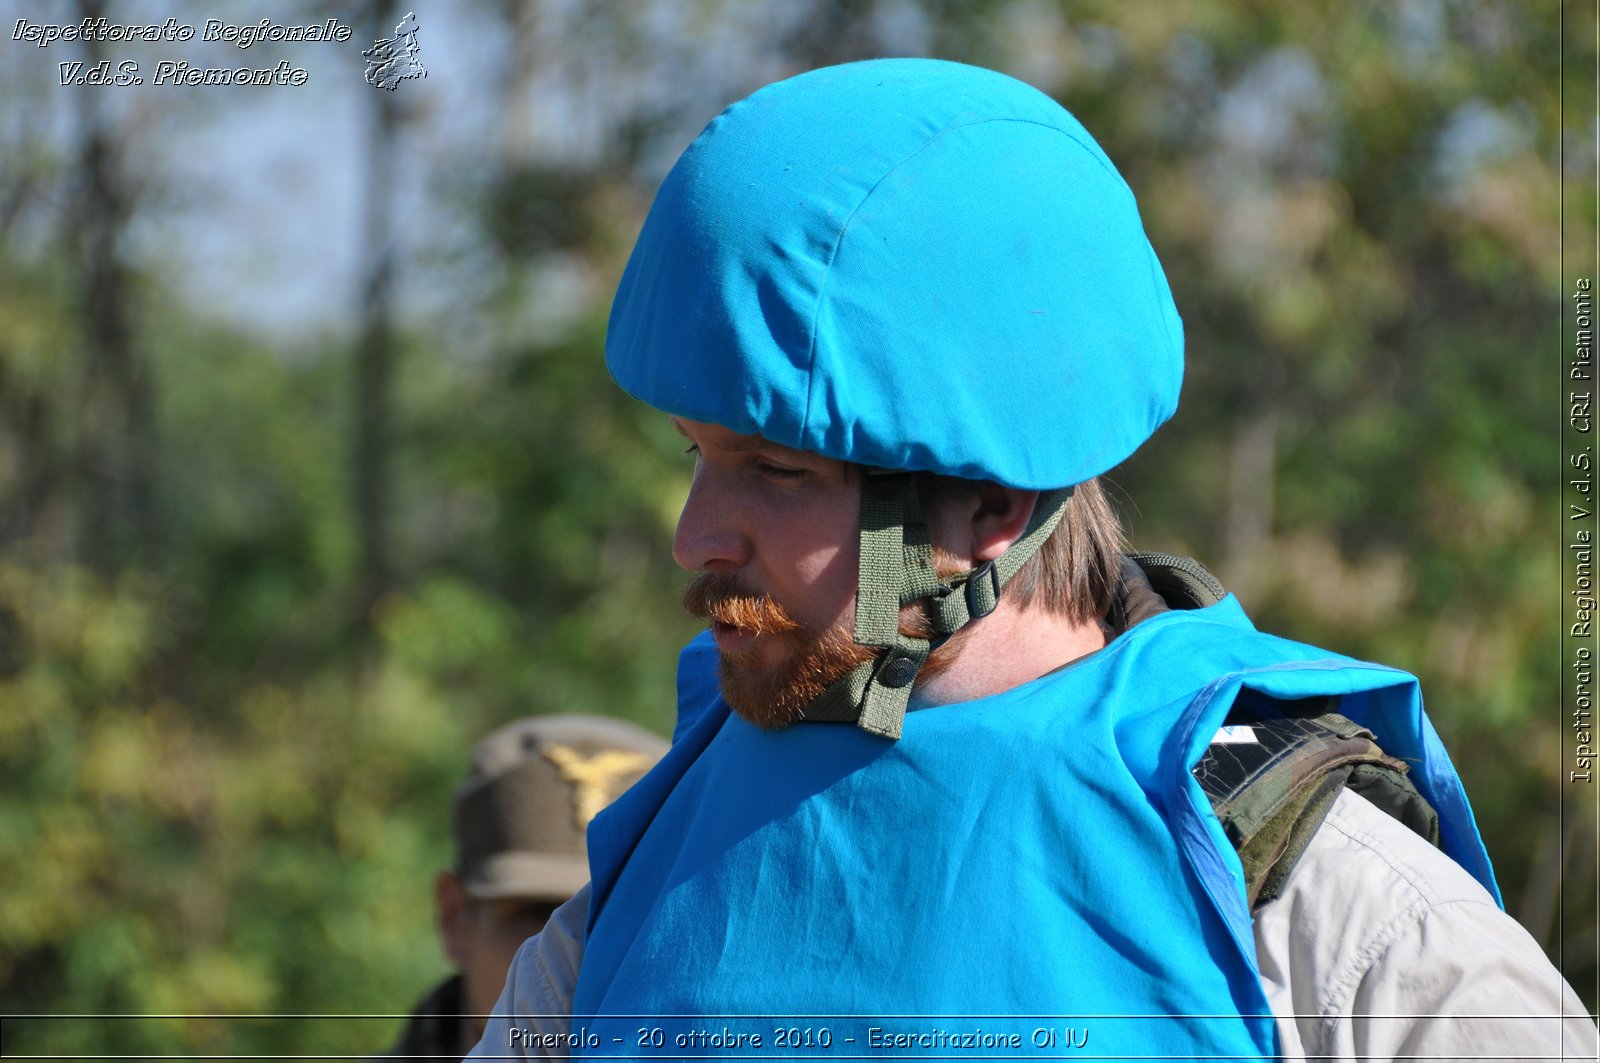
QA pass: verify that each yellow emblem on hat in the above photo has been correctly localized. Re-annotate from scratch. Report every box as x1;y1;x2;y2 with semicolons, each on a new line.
541;744;654;829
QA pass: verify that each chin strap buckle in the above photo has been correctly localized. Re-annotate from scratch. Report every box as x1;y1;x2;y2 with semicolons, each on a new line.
964;560;1001;620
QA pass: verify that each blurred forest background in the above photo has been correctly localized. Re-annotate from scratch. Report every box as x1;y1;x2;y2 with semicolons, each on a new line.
1;0;1595;1056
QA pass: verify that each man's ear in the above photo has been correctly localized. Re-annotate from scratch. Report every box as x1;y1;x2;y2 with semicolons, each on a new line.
969;485;1040;563
435;868;470;967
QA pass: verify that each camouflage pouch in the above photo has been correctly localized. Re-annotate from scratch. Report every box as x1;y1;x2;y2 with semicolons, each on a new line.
1193;692;1442;909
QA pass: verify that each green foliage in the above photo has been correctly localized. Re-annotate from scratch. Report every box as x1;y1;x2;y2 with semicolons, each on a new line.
0;261;692;1059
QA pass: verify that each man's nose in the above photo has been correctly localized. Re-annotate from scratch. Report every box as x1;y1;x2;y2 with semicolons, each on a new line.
672;473;750;573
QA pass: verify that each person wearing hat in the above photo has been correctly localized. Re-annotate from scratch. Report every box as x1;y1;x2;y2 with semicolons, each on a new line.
379;714;666;1060
470;60;1595;1060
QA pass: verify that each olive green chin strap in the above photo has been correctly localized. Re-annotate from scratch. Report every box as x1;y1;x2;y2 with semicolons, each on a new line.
801;472;1074;739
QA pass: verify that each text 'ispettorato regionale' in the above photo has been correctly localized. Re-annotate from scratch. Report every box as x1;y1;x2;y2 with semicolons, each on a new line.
13;17;354;87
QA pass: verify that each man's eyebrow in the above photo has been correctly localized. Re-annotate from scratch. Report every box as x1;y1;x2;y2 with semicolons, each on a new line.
668;418;770;455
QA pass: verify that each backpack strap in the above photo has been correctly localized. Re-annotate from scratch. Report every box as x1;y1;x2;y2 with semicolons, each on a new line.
1125;550;1227;610
1193;691;1442;909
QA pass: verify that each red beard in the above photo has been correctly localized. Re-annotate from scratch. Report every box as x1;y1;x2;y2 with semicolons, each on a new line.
681;566;966;729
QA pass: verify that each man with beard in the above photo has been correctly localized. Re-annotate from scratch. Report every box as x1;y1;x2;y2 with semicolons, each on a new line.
470;59;1596;1060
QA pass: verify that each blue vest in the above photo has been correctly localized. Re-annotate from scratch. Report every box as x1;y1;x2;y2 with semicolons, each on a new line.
574;597;1497;1057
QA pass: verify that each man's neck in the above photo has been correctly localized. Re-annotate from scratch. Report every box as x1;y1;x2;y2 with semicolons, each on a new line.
909;599;1106;709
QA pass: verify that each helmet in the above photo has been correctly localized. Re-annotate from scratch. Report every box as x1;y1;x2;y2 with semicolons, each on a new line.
607;59;1183;736
607;57;1182;489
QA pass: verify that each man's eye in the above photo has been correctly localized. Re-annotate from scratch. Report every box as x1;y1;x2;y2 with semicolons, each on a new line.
682;444;700;457
756;461;806;480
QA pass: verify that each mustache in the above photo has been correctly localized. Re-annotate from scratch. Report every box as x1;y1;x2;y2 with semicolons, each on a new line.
682;572;801;636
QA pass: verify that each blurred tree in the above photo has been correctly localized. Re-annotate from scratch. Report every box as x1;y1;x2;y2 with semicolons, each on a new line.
354;0;403;625
72;0;159;570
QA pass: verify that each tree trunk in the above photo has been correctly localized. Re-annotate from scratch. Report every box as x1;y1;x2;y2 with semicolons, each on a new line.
73;0;156;571
353;0;401;624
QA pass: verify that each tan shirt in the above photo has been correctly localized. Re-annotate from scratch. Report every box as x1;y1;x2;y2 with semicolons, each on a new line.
1255;789;1596;1060
471;791;1598;1061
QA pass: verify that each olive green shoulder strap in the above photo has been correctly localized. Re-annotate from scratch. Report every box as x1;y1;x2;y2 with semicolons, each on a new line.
1126;549;1227;609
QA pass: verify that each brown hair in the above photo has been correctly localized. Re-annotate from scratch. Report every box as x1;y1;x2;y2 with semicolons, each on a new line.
917;475;1126;627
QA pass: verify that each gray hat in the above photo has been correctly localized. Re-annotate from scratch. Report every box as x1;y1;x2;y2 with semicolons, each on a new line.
451;714;668;900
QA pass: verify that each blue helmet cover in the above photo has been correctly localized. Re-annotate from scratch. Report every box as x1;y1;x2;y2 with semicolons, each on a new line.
606;58;1184;489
